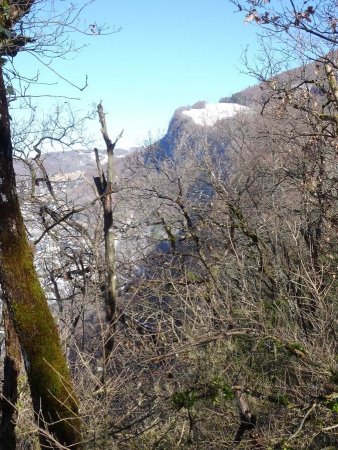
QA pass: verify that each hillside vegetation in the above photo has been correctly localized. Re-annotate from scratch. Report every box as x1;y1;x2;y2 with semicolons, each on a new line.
0;1;337;449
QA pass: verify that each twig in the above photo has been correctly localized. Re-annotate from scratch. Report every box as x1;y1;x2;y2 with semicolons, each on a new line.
289;402;317;441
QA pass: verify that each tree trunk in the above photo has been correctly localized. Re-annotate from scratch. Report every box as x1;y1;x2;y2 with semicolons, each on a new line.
0;303;21;450
0;65;82;448
234;388;257;445
94;103;122;365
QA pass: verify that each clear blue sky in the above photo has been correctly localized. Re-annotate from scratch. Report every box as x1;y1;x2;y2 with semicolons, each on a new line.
13;0;259;149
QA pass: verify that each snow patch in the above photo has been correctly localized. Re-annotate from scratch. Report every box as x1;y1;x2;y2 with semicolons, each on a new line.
182;103;248;126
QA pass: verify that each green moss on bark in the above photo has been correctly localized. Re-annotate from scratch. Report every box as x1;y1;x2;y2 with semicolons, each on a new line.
0;209;82;447
0;46;81;448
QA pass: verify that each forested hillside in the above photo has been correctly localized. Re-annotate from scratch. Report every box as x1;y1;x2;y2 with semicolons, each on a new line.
0;1;337;449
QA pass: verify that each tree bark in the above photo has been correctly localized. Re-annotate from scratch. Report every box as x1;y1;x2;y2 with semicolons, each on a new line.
234;388;257;445
0;64;82;448
0;303;21;450
94;103;122;364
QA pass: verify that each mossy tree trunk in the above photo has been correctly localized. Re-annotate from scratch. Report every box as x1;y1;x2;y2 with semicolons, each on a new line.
0;64;82;448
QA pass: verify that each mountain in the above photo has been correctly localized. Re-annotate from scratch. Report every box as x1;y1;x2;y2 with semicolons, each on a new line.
14;78;265;199
143;54;332;166
144;101;250;164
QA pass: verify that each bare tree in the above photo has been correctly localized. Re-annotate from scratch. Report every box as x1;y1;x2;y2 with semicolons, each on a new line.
0;1;106;447
93;103;123;366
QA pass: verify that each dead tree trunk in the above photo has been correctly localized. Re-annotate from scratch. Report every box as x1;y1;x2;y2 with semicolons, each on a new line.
0;64;82;449
0;303;21;450
234;388;257;445
93;103;122;366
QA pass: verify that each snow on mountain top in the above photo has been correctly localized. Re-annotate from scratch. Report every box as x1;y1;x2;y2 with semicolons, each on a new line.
182;103;249;126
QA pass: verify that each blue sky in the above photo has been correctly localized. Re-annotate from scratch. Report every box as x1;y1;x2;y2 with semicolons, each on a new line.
13;0;259;149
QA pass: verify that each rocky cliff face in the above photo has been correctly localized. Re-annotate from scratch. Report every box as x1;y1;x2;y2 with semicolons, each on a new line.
144;102;249;165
